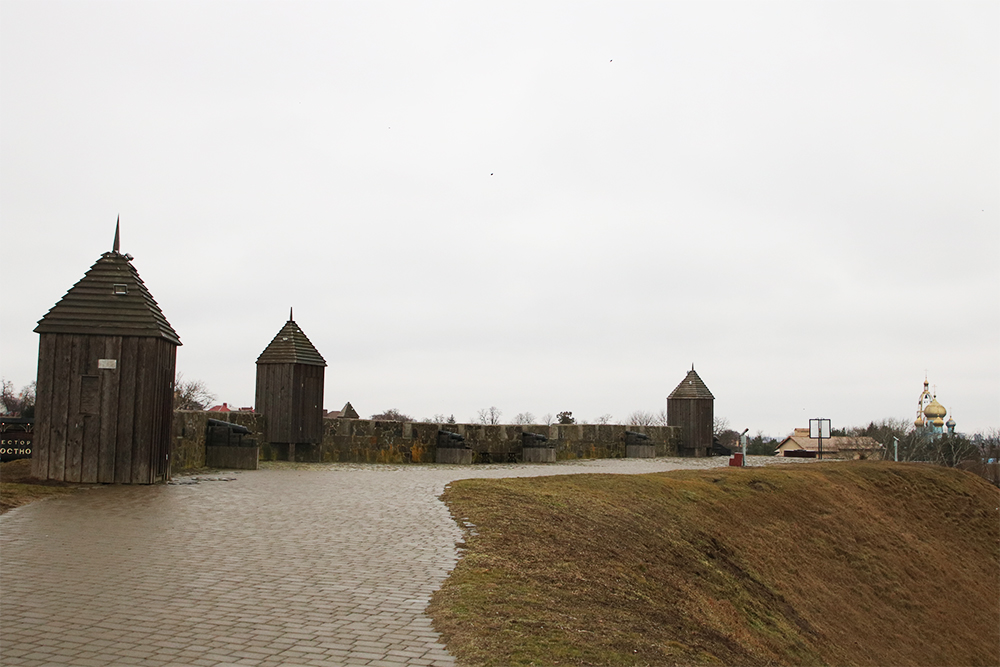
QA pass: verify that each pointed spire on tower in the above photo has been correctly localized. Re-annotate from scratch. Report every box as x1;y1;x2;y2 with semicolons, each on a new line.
257;315;326;366
668;366;714;399
113;216;121;254
289;306;294;321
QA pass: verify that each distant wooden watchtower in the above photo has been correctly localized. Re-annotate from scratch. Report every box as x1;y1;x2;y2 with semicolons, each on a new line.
255;310;326;461
32;223;181;483
667;365;714;457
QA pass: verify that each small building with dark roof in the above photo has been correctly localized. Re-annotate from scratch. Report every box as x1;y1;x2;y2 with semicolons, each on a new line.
667;365;714;457
255;310;326;461
32;223;181;484
323;402;359;420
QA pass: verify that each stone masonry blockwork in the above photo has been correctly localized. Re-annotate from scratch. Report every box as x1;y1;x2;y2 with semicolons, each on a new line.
172;413;682;473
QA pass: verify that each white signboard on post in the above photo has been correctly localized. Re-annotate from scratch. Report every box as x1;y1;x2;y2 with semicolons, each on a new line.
809;419;831;439
809;418;832;460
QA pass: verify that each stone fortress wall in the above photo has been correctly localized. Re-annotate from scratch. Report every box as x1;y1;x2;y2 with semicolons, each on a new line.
172;410;680;474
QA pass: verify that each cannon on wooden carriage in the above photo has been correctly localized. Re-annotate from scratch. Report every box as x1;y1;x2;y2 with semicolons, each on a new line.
522;431;555;463
436;430;472;464
205;418;259;469
625;430;655;458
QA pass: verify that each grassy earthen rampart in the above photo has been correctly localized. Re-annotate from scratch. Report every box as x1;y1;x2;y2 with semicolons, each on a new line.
430;462;1000;666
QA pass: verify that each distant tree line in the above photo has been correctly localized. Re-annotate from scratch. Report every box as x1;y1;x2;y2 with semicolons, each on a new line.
17;371;989;478
366;407;679;427
713;418;780;455
370;408;418;422
839;418;998;469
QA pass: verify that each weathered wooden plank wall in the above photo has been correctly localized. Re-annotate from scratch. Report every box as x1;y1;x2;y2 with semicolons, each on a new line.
97;336;121;482
32;333;176;484
133;337;153;483
255;363;324;446
667;397;713;456
115;337;138;483
255;363;286;444
31;334;54;479
152;336;175;481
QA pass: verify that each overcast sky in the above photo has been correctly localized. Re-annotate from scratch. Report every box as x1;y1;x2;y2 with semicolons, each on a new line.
1;1;997;437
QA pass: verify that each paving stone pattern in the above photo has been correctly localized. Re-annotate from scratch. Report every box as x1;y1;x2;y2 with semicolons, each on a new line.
2;456;786;666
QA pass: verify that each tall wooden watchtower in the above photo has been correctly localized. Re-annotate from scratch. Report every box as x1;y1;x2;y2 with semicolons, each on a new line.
32;223;181;483
667;365;714;457
255;310;326;461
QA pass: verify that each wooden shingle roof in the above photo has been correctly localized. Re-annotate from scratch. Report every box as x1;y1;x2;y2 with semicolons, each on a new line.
35;251;181;345
256;316;326;367
668;367;714;400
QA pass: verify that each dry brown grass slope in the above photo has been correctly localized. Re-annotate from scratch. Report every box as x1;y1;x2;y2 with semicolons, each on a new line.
429;462;1000;667
0;458;79;513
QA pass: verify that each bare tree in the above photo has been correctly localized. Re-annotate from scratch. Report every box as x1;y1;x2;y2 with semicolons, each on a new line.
173;374;215;411
654;408;669;426
628;410;656;426
422;414;448;424
513;412;535;425
371;409;414;422
978;428;1000;461
836;418;994;467
595;413;613;425
477;406;503;425
713;417;730;436
843;418;921;462
541;413;554;426
972;428;1000;486
0;379;35;418
933;434;979;467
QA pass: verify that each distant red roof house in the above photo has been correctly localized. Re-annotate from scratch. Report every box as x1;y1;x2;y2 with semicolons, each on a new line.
207;403;233;413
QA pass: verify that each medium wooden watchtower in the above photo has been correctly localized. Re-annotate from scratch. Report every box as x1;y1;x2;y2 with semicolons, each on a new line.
667;365;714;457
255;310;326;461
32;223;181;483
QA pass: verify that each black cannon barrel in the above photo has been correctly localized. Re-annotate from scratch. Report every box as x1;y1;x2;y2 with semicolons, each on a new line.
437;430;468;448
207;418;251;435
522;432;550;445
624;430;651;441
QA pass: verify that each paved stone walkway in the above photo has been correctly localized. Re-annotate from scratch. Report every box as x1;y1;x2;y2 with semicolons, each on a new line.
1;456;790;666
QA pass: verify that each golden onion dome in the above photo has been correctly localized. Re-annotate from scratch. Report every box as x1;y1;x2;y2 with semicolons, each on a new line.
924;398;947;419
932;417;945;427
914;416;925;427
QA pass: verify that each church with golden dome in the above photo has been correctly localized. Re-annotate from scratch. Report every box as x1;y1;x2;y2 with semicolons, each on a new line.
914;378;956;437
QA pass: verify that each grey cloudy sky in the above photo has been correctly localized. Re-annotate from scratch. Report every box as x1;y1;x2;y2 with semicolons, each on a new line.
1;1;997;436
